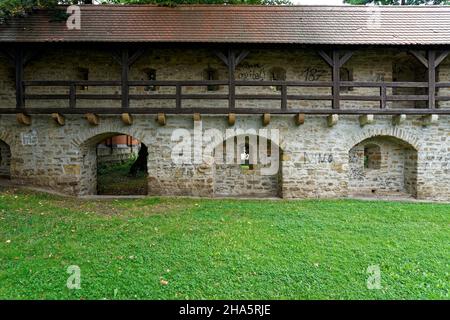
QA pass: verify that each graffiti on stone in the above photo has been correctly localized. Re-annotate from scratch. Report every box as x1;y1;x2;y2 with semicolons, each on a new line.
21;130;38;146
237;63;266;81
303;67;327;81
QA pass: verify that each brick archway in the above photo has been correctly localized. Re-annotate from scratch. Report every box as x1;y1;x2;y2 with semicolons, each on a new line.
346;128;420;153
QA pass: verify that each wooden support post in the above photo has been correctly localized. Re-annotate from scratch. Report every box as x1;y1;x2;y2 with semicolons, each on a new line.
228;49;236;110
193;113;201;122
15;47;25;109
295;113;305;125
121;113;133;125
228;113;236;126
51;113;65;126
85;113;99;126
332;50;340;110
16;112;31;126
428;50;436;109
121;49;129;109
392;114;406;126
156;113;166;126
421;114;438;126
262;113;271;126
327;114;339;127
359;114;374;126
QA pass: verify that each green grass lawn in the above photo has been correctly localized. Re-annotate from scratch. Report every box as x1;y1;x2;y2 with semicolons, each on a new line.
0;187;448;300
97;159;148;195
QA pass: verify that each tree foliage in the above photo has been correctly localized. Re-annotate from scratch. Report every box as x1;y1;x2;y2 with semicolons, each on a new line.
0;0;291;24
343;0;449;5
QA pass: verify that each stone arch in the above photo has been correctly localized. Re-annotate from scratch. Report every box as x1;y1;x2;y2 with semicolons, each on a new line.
0;138;11;179
212;133;283;198
348;134;418;198
78;131;148;196
345;128;420;153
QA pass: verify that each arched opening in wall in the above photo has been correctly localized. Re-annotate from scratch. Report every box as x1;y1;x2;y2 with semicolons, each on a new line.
0;140;11;180
80;133;148;196
348;136;417;198
213;135;282;198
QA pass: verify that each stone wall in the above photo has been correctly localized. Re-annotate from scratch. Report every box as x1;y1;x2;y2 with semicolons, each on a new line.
0;48;449;201
0;139;11;178
348;137;417;196
0;114;448;201
97;144;139;166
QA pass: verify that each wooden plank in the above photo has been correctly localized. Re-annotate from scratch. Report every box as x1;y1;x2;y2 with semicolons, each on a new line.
281;85;287;110
128;49;145;67
121;113;133;125
16;112;31;125
380;85;387;109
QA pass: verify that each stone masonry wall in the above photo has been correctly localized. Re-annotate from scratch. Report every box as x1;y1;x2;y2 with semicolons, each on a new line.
0;139;11;178
0;48;449;201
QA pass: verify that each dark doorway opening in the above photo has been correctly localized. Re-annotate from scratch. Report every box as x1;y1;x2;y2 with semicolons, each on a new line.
96;135;148;195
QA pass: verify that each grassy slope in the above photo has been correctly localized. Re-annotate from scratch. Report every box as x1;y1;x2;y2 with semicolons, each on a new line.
0;188;448;300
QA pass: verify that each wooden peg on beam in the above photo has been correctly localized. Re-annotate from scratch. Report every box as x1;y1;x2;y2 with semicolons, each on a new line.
262;113;271;126
392;114;406;126
121;113;133;125
421;114;439;126
295;113;305;126
85;113;99;126
156;113;166;126
359;114;374;127
327;114;339;127
228;113;236;126
51;113;65;126
16;113;31;126
193;113;201;122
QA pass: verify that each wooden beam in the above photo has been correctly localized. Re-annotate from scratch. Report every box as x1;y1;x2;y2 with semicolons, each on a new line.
235;50;250;67
228;48;236;110
262;113;271;126
332;50;340;109
16;112;31;126
121;113;133;125
228;113;236;126
193;112;201;122
339;51;353;67
156;113;166;126
295;113;305;125
428;50;436;109
327;114;338;127
85;113;99;126
15;47;25;109
128;49;145;67
51;113;65;126
409;50;428;68
121;49;129;109
318;50;333;67
435;51;449;68
214;50;229;67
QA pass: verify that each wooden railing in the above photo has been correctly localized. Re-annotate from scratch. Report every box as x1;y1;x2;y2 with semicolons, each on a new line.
11;79;450;115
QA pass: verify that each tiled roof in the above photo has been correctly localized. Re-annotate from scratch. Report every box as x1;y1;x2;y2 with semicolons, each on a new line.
1;5;450;45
